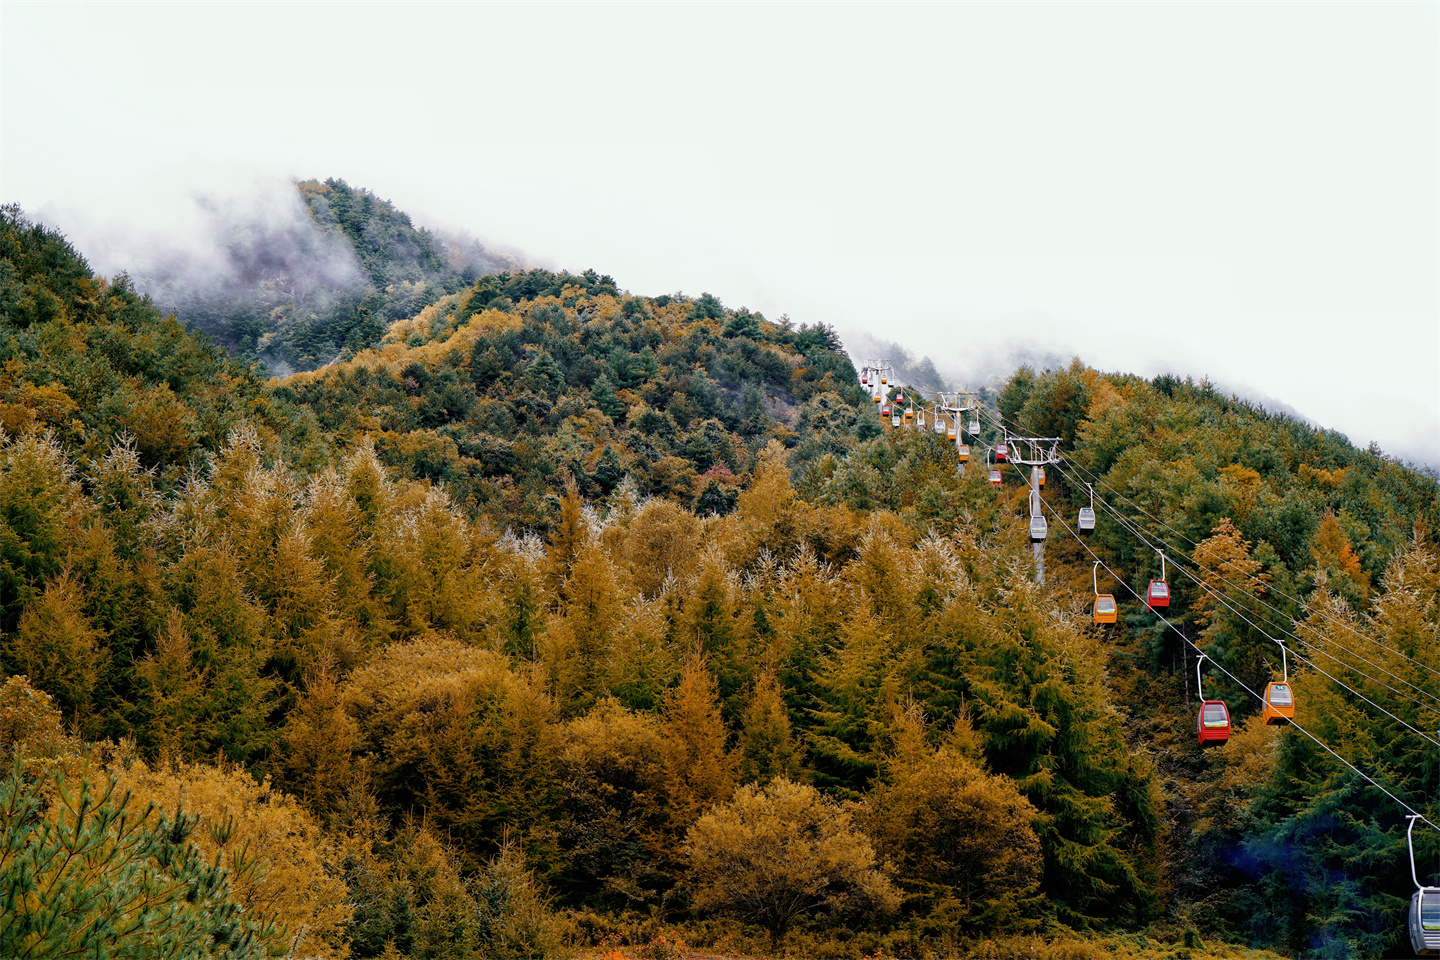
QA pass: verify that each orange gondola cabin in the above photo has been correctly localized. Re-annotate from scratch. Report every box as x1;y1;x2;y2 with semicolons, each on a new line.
1093;594;1117;625
1263;681;1295;725
957;443;971;463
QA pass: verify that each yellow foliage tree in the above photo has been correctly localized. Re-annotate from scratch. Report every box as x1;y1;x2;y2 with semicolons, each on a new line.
684;777;900;938
659;660;736;839
108;758;351;959
739;669;800;784
281;654;358;817
622;498;700;600
5;571;103;722
865;701;1042;929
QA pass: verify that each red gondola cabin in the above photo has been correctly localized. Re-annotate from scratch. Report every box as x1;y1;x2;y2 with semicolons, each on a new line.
995;441;1009;462
1146;580;1170;608
1197;700;1231;746
988;469;1002;488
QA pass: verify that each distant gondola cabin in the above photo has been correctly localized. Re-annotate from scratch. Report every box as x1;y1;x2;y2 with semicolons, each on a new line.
995;441;1009;462
1078;507;1096;533
1197;700;1231;746
988;468;1002;488
1029;516;1048;542
957;444;971;463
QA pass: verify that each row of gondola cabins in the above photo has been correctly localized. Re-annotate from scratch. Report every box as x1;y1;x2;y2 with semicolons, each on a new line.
857;366;1296;751
858;370;1440;951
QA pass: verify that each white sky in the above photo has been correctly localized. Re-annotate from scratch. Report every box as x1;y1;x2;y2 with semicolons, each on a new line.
4;2;1437;467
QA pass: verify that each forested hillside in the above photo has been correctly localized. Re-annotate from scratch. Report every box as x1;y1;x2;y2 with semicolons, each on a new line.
124;178;524;376
995;363;1440;957
2;199;1437;960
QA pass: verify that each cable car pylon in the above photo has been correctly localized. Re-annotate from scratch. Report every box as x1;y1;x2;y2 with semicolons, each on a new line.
1002;435;1062;584
938;392;979;473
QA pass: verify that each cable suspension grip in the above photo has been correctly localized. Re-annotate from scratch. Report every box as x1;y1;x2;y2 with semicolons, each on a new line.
1411;815;1425;891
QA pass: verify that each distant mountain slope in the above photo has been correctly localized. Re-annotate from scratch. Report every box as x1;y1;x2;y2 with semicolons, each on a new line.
278;269;869;530
125;178;525;375
0;203;327;480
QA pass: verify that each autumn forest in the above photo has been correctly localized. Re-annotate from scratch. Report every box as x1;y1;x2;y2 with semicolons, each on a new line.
1;187;1438;960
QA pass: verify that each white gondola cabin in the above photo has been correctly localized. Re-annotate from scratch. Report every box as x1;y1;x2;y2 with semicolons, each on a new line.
1413;889;1440;955
1029;516;1048;543
1078;507;1096;533
1410;817;1440;955
988;468;1002;488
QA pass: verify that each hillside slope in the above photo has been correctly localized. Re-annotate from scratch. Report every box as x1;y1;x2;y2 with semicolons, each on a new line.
2;199;1437;959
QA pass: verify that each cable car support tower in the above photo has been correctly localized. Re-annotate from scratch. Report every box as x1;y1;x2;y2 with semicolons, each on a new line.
1007;436;1063;585
937;392;980;472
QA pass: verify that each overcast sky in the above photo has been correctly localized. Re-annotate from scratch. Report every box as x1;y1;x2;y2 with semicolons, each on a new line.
4;2;1437;467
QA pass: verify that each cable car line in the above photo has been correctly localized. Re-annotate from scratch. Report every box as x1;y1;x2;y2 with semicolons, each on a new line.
1037;490;1439;831
1066;466;1440;717
875;368;1440;934
926;383;1438;730
1042;445;1440;685
1015;463;1440;742
1043;457;1440;701
1064;470;1440;722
